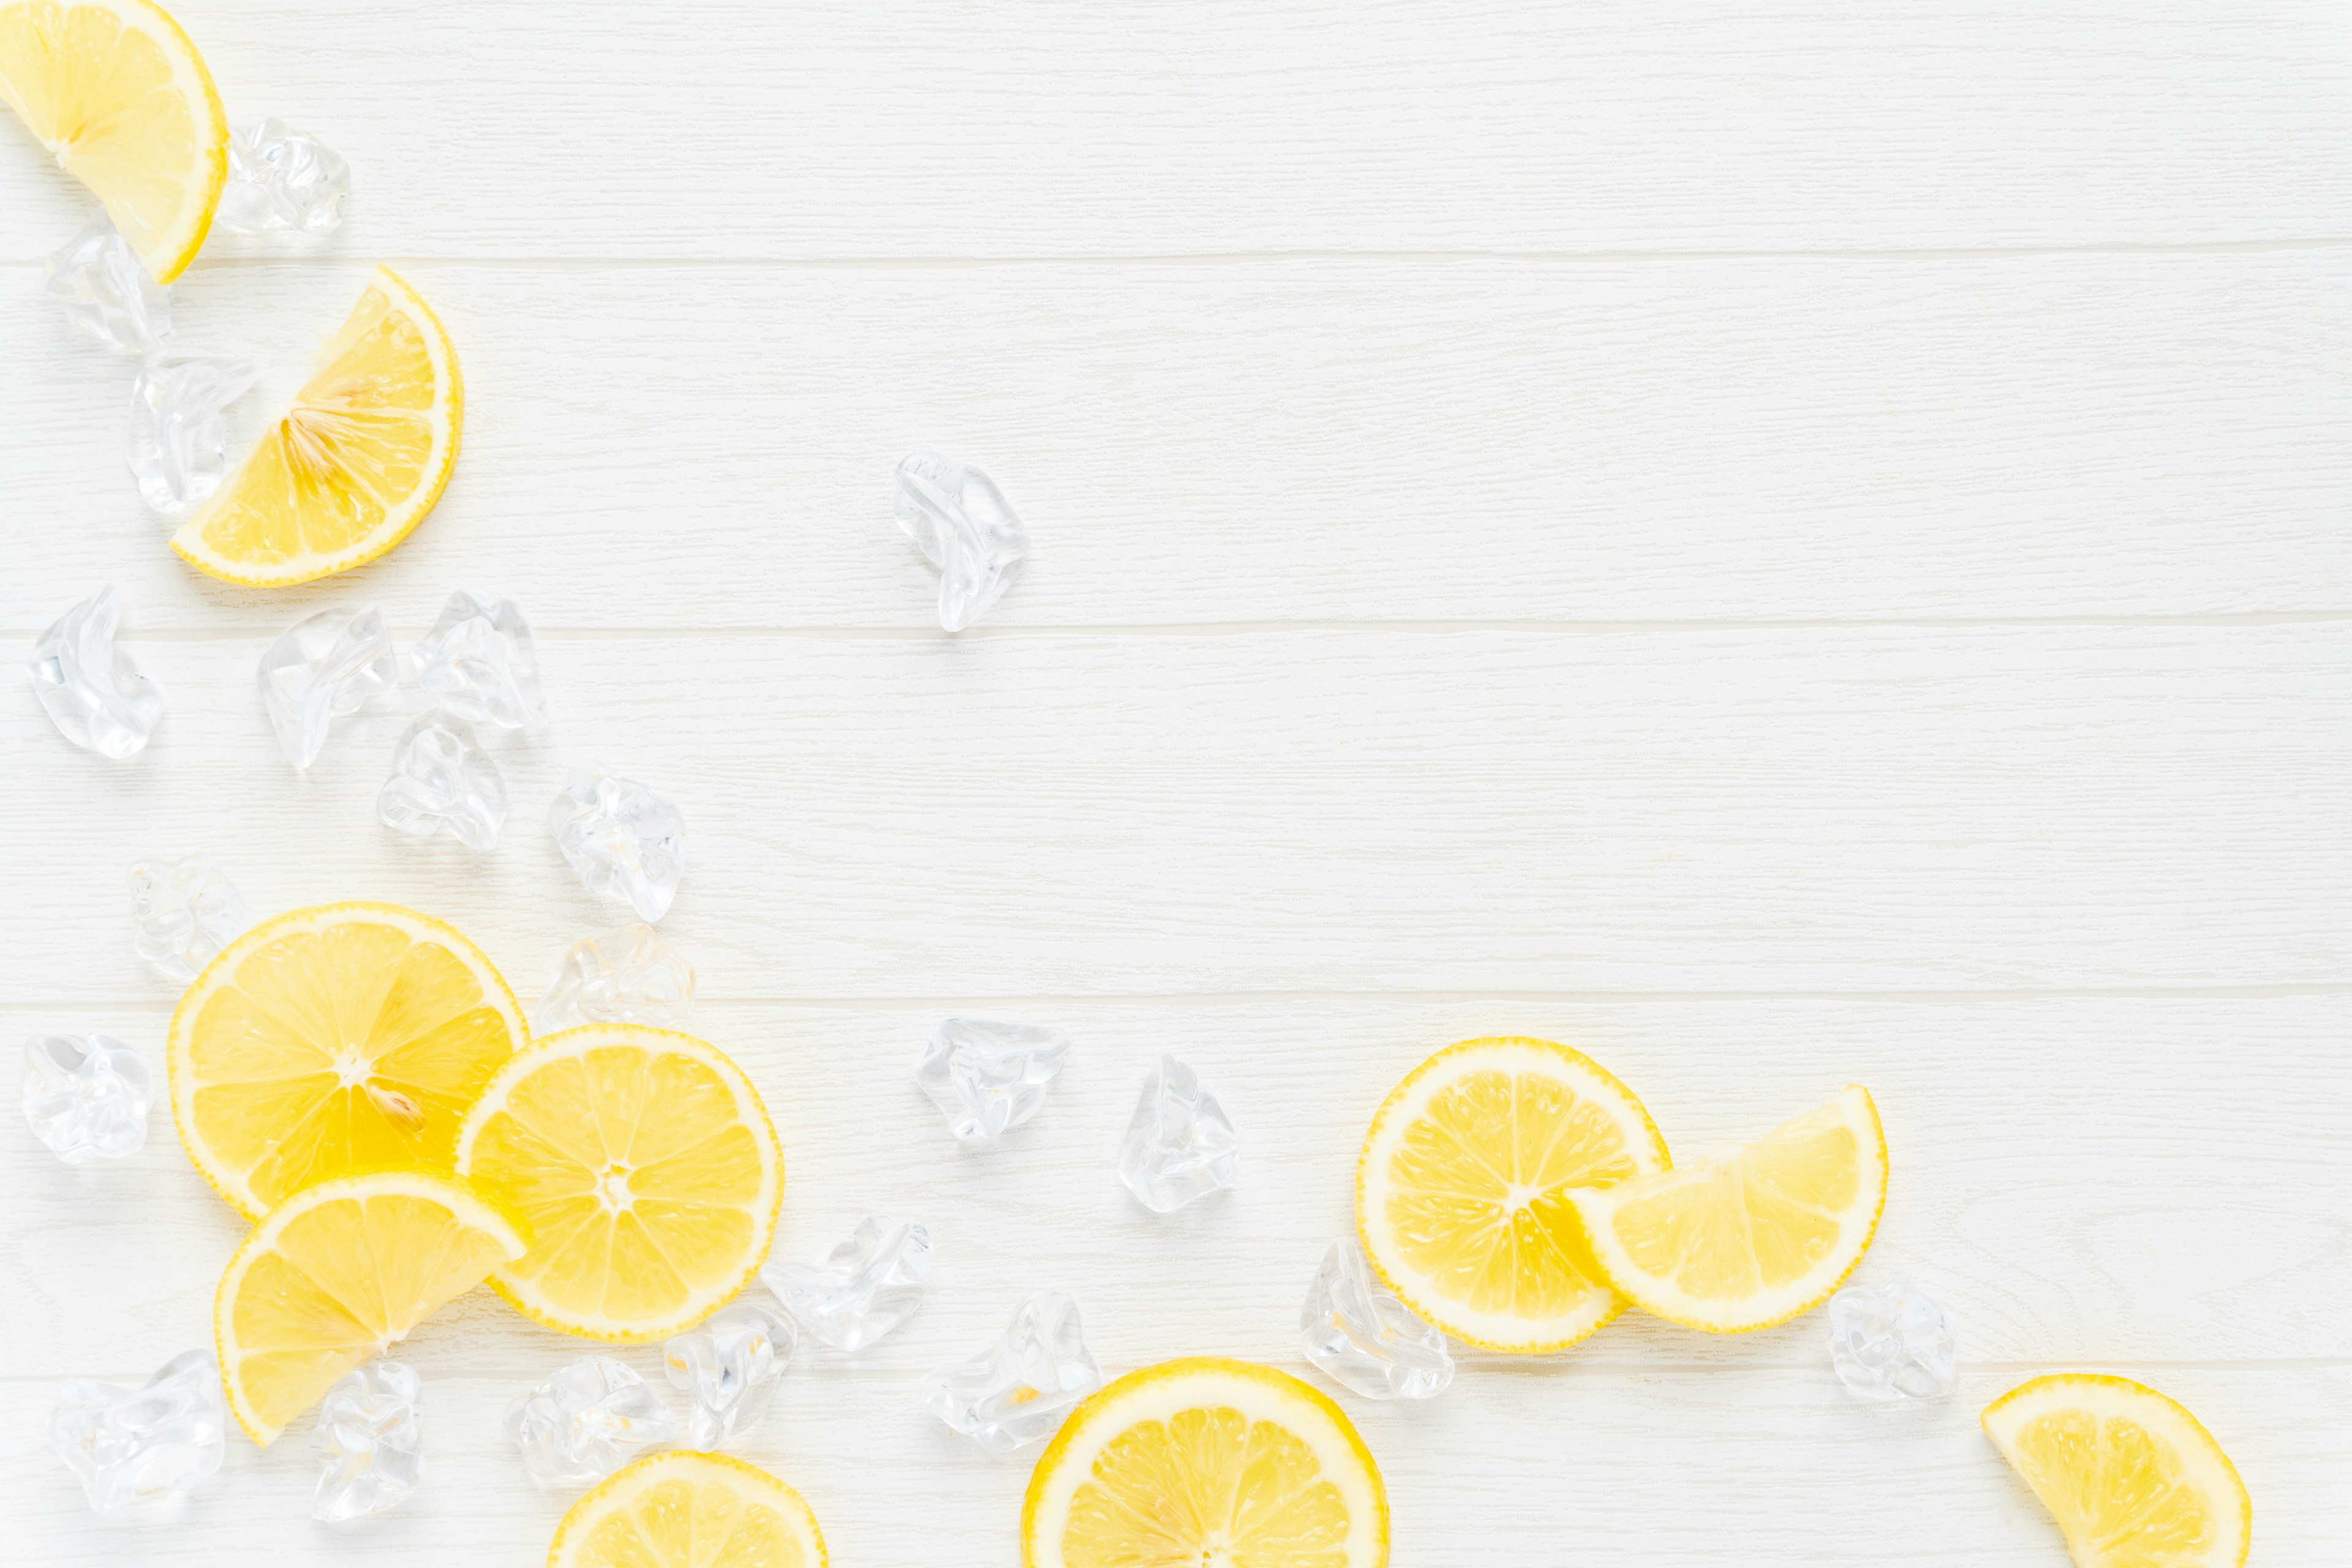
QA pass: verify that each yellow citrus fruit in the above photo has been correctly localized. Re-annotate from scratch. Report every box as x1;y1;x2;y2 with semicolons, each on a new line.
214;1170;526;1446
1022;1357;1388;1568
549;1452;827;1568
456;1025;783;1341
168;902;527;1221
0;0;226;281
1983;1374;2251;1568
170;263;462;586
1355;1037;1669;1352
1569;1084;1886;1332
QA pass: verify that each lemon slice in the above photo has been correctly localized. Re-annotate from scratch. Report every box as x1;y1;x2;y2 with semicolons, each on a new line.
1355;1037;1668;1352
456;1025;783;1341
168;902;527;1221
549;1452;828;1568
1569;1084;1885;1332
170;263;462;587
1023;1357;1389;1568
1983;1374;2252;1568
215;1169;526;1445
0;0;226;282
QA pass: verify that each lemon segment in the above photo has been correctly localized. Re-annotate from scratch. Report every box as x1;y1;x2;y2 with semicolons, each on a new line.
170;264;462;586
549;1451;827;1568
1355;1037;1668;1352
456;1025;783;1342
214;1170;526;1446
0;0;227;281
167;902;527;1221
1022;1357;1388;1568
1983;1374;2251;1568
1569;1084;1886;1332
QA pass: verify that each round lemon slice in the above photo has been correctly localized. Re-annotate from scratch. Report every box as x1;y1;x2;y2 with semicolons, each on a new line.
1569;1084;1886;1332
1355;1037;1669;1352
215;1169;526;1446
171;263;462;587
549;1452;828;1568
456;1025;783;1341
168;902;527;1221
1023;1357;1389;1568
1983;1374;2251;1568
0;0;227;281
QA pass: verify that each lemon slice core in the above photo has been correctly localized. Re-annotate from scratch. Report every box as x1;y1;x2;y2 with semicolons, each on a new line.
549;1451;828;1568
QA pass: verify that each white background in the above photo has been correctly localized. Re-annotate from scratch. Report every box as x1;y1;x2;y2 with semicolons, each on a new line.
4;2;2350;1562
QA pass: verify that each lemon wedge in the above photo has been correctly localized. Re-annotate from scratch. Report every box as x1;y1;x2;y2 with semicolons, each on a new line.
549;1452;828;1568
171;264;462;586
1023;1357;1389;1568
1983;1374;2251;1568
1569;1084;1886;1332
1355;1037;1668;1351
0;0;226;281
167;902;527;1221
215;1170;526;1445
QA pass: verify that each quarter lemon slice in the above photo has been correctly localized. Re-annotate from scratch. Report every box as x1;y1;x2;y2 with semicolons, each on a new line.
1355;1037;1669;1352
1569;1084;1886;1332
215;1170;526;1445
170;264;462;586
168;902;527;1221
456;1025;783;1341
549;1452;828;1568
0;0;226;281
1983;1374;2251;1568
1023;1357;1388;1568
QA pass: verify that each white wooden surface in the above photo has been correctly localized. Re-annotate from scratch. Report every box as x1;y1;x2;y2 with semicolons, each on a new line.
4;2;2350;1563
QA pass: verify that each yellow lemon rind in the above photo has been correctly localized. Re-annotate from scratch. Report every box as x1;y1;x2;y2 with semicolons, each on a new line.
548;1450;829;1568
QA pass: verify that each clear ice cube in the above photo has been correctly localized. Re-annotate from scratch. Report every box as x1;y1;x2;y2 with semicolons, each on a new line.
662;1300;796;1448
535;925;696;1035
217;118;350;234
1117;1054;1238;1212
377;710;507;850
23;1034;153;1166
257;604;399;769
914;1017;1071;1144
413;590;548;730
918;1292;1102;1454
1827;1282;1958;1401
505;1356;679;1490
549;764;688;922
764;1217;933;1352
312;1360;423;1522
128;352;258;515
43;213;170;354
50;1348;225;1513
1300;1237;1453;1401
893;451;1029;631
127;853;251;983
30;585;164;760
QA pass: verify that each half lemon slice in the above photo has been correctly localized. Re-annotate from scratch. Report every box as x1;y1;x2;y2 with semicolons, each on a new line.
549;1452;828;1568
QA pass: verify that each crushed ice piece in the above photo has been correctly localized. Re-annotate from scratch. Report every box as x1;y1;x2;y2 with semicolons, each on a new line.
1117;1054;1238;1212
893;451;1029;631
919;1292;1101;1453
312;1360;423;1521
413;590;548;730
505;1356;678;1490
1828;1282;1958;1401
127;853;251;982
764;1217;933;1352
29;586;164;760
128;352;258;514
377;710;507;850
23;1034;153;1166
50;1349;225;1513
257;604;399;769
914;1017;1070;1144
663;1301;796;1448
549;764;687;922
1300;1237;1453;1400
43;213;170;353
217;119;350;234
535;924;695;1035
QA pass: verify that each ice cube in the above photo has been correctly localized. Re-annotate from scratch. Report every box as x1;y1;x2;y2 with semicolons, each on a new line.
50;1349;225;1513
662;1301;796;1448
913;1017;1071;1143
505;1357;678;1490
377;710;507;850
29;586;164;759
535;925;696;1035
413;591;548;730
128;854;251;983
549;764;687;922
312;1360;423;1521
764;1218;933;1352
256;605;399;769
1300;1237;1453;1400
1117;1054;1238;1212
43;213;170;354
893;451;1029;631
23;1035;153;1166
217;119;350;234
127;352;258;515
1828;1282;1958;1401
918;1292;1101;1454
